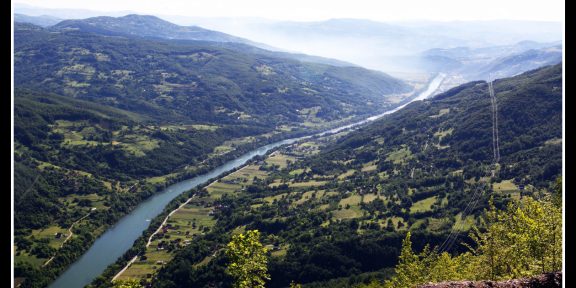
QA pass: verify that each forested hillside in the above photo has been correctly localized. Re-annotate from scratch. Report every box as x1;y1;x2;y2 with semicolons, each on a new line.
15;22;410;126
14;18;414;287
51;14;258;45
99;64;561;288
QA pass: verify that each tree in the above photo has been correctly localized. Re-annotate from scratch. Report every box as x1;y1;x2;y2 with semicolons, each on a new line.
384;231;425;288
113;279;143;288
225;230;270;288
428;252;459;282
465;197;509;280
552;176;562;208
382;195;562;287
465;196;562;280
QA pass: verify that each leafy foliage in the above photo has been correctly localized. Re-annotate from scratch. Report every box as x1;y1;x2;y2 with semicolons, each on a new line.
113;279;144;288
225;230;270;288
377;195;562;288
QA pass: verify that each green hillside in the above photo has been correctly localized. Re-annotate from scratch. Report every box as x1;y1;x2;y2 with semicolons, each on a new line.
102;65;561;287
13;20;413;287
15;22;411;127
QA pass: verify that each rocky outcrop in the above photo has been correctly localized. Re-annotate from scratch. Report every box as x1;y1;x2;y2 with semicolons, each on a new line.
418;272;562;288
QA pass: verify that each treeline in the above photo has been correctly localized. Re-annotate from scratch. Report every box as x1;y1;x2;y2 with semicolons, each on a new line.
359;190;562;288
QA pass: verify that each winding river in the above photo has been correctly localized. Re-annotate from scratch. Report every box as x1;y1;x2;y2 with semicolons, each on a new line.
48;73;445;288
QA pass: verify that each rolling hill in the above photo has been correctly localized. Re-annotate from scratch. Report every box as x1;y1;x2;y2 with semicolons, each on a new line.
14;13;62;27
420;41;562;80
126;64;561;287
51;14;261;46
15;22;411;127
13;19;412;287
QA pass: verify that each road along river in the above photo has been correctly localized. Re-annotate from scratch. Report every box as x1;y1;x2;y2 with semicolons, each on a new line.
48;73;445;288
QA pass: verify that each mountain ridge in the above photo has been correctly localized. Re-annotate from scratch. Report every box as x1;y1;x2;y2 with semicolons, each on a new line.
15;22;411;128
52;14;259;45
14;13;62;27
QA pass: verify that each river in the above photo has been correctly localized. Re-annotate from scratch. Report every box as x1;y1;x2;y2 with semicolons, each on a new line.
48;73;445;288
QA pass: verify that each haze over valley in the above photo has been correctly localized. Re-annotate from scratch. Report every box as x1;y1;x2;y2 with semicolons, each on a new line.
12;1;563;288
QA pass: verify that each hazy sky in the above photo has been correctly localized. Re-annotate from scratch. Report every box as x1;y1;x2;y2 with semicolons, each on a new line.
14;0;564;22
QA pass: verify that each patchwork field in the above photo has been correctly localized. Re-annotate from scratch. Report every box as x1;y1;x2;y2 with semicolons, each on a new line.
410;196;438;213
265;152;297;169
117;198;216;282
206;164;268;198
385;146;413;164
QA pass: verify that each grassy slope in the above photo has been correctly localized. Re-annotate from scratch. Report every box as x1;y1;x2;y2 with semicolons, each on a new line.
145;64;561;288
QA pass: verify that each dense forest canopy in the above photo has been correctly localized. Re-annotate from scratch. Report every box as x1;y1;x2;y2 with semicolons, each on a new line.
108;64;562;288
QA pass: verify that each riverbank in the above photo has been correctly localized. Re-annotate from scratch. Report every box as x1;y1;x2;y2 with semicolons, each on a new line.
48;73;445;288
43;209;95;267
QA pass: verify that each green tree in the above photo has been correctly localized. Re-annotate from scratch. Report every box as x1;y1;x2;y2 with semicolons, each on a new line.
552;176;562;207
225;230;270;288
465;197;509;280
466;196;562;280
384;231;425;288
429;252;459;281
113;279;143;288
382;195;562;287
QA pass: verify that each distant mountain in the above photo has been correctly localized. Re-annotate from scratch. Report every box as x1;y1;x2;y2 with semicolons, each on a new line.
421;40;559;61
49;14;359;66
471;45;562;80
14;13;62;27
52;14;262;46
15;22;410;128
14;3;135;19
161;17;562;74
420;42;562;80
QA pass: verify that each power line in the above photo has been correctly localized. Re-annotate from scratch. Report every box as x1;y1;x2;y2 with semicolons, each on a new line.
438;78;501;253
